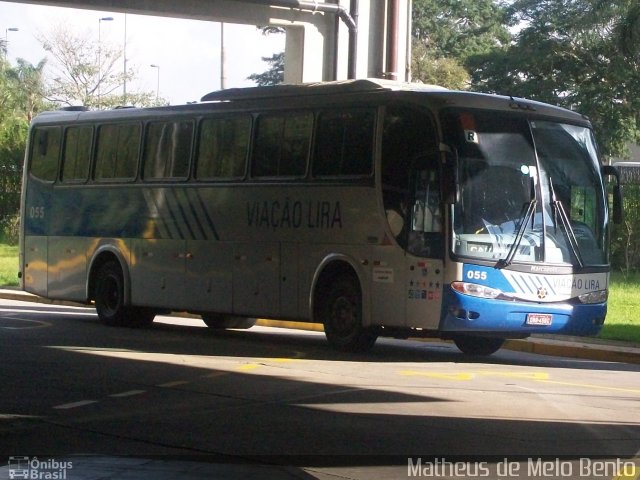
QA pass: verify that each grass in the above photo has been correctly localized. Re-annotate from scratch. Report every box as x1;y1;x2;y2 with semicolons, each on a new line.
0;242;637;343
601;272;640;343
0;244;18;287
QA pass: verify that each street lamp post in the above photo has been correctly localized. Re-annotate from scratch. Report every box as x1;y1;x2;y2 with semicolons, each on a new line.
98;16;114;107
123;13;127;104
150;64;160;103
4;27;19;61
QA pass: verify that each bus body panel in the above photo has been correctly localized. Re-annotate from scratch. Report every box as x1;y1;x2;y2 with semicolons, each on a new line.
23;235;48;297
47;236;88;301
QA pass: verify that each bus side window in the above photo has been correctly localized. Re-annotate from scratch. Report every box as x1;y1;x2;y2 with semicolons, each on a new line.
313;108;374;177
95;123;140;181
30;127;61;182
143;120;193;180
196;116;250;179
252;112;312;178
61;126;92;182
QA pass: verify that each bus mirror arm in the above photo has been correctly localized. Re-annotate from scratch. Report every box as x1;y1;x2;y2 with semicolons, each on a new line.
602;165;624;224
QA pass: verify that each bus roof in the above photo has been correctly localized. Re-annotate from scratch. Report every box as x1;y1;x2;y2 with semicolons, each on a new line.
32;79;588;126
200;78;448;102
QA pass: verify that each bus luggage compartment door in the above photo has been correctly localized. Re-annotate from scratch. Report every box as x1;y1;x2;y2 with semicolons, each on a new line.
232;242;280;317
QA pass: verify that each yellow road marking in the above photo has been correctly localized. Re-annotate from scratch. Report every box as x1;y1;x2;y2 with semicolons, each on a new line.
538;379;640;395
236;364;261;371
477;371;550;380
399;369;639;395
400;371;473;381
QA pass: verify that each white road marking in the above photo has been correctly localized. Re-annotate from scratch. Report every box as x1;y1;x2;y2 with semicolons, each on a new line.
53;400;98;410
108;390;146;398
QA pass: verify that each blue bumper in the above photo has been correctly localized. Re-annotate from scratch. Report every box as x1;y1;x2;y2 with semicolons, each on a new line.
440;287;606;336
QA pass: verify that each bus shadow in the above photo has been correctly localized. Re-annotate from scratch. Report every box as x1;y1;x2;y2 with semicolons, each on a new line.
2;304;638;373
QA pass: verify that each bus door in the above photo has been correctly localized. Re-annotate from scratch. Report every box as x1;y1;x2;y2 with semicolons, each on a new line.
404;165;444;330
372;106;443;330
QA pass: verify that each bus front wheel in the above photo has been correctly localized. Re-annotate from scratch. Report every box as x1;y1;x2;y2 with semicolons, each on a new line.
453;335;505;356
320;276;378;353
94;261;155;328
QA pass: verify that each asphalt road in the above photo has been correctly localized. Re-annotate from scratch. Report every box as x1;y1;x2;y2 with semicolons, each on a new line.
0;299;638;479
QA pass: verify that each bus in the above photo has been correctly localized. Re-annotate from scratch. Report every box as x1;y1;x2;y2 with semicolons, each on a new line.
19;79;622;355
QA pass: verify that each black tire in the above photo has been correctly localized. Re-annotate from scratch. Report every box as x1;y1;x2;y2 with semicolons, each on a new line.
202;314;256;329
453;335;505;356
95;261;155;328
319;276;378;353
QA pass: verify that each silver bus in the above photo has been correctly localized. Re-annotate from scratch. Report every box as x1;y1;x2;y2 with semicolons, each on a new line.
19;79;620;355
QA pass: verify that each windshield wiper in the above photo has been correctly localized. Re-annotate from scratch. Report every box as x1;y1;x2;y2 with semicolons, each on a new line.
548;177;584;268
495;198;537;269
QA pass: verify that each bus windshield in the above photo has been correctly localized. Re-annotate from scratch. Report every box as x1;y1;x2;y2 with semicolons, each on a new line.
445;109;607;267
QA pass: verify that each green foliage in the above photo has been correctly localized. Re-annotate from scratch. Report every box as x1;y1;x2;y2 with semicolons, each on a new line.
0;54;44;240
610;184;640;274
411;0;510;88
412;0;511;61
247;52;284;87
601;271;640;343
411;41;470;89
0;244;18;286
467;0;640;159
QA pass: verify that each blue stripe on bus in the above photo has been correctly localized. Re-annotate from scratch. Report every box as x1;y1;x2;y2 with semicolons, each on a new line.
25;183;221;241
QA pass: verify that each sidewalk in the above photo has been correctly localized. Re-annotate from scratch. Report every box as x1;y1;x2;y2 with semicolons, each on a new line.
1;287;639;364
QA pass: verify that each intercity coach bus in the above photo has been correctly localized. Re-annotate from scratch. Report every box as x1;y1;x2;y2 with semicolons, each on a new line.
19;79;622;355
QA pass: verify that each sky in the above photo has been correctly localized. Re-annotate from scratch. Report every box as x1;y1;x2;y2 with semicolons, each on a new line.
0;1;285;104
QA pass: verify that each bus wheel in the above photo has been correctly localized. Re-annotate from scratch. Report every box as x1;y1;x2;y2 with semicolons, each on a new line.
320;276;378;353
453;335;505;356
95;261;155;328
202;314;256;329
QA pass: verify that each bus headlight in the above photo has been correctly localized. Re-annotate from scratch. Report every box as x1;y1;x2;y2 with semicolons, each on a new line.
578;289;608;304
451;281;502;299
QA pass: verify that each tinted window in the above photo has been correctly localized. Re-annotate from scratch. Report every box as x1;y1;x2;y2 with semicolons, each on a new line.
30;127;61;181
313;109;375;176
95;123;140;180
197;116;250;179
61;126;92;182
252;112;312;177
143;120;193;180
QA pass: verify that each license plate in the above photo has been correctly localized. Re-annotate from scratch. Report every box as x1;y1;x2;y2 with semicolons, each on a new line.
526;313;553;326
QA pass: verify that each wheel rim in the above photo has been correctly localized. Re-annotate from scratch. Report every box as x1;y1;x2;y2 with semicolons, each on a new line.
330;294;357;337
101;275;120;316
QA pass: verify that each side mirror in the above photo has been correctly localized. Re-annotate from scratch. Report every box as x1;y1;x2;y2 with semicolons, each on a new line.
602;165;624;224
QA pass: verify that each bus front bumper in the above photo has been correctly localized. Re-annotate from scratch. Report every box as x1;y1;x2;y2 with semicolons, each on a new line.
440;288;606;337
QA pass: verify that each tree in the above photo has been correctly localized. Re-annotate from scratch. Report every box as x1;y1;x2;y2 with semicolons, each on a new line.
39;23;161;108
411;40;470;89
246;27;285;86
0;57;46;241
247;52;284;86
412;0;511;61
468;0;640;159
411;0;511;88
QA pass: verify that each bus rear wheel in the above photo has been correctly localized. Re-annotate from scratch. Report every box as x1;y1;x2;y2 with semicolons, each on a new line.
453;335;505;356
94;261;155;328
320;276;378;353
201;314;256;329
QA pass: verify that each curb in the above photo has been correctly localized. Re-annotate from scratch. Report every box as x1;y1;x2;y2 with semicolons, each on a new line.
1;289;639;364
